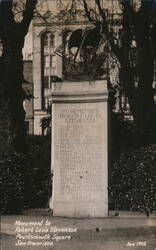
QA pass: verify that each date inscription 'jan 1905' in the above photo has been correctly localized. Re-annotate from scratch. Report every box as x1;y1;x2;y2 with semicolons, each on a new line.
56;105;106;201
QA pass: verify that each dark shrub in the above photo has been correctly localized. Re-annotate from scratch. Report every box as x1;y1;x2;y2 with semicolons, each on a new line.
23;135;52;208
0;135;52;214
109;145;156;215
111;112;137;151
0;152;24;214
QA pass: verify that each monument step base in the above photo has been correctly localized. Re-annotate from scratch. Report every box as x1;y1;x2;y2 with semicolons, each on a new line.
52;201;108;218
23;208;53;216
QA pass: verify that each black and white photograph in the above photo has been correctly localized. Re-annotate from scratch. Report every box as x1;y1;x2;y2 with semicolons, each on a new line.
0;0;156;249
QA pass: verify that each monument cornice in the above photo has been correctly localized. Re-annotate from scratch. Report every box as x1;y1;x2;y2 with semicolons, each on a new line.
48;92;108;103
50;99;108;104
33;21;95;27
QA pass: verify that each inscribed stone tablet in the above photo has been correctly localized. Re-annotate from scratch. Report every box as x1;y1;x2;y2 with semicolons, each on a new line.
52;102;107;211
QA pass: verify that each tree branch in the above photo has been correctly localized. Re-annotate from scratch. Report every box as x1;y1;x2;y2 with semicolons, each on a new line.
82;0;94;22
34;10;49;24
21;0;38;35
95;0;107;24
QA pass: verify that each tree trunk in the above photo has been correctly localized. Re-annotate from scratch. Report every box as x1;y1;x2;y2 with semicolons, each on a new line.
0;35;26;152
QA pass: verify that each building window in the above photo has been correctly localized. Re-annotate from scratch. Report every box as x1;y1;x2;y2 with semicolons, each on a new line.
43;76;49;89
43;32;55;48
41;32;56;89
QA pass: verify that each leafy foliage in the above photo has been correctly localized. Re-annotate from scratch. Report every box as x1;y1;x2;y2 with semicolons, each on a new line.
109;145;156;216
111;112;138;152
0;152;24;214
1;135;51;214
23;135;52;208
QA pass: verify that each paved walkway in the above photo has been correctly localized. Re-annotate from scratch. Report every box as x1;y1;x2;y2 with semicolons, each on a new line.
1;215;156;235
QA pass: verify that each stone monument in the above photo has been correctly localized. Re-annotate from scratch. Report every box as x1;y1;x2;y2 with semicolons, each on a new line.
49;80;108;217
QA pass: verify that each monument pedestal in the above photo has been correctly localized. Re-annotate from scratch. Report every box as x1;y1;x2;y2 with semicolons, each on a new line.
49;80;108;217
